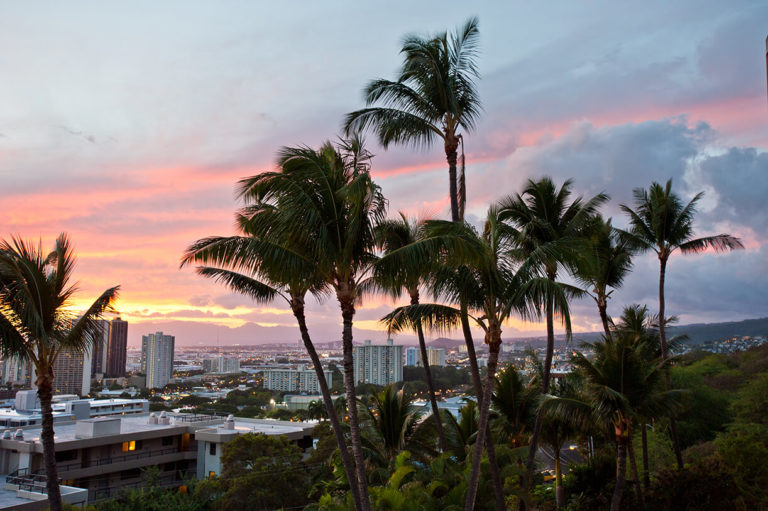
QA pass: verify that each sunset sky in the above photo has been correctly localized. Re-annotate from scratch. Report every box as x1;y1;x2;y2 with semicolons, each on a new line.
1;1;766;347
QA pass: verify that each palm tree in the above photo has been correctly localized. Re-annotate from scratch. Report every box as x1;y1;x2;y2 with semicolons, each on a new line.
576;216;634;338
359;385;434;467
180;218;364;510
344;18;481;222
540;393;580;507
381;209;534;510
498;177;607;478
375;213;446;451
619;179;743;467
545;331;680;511
0;235;119;511
491;366;538;449
238;136;385;511
308;400;329;421
444;399;479;459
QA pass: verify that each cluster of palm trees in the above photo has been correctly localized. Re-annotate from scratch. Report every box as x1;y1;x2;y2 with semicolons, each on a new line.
0;16;745;511
180;17;743;511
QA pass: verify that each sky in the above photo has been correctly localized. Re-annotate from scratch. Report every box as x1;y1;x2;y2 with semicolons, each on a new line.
1;1;767;347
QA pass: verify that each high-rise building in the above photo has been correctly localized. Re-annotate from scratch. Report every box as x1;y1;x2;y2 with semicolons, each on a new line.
353;339;403;386
90;319;110;377
263;365;332;393
1;356;33;387
426;347;446;367
52;346;92;396
405;347;419;367
203;357;240;374
106;317;128;377
141;332;175;389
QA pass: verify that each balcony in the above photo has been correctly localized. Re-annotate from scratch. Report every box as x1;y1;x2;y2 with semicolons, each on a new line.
56;447;197;479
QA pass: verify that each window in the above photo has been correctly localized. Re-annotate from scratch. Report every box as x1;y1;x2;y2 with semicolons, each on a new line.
162;436;174;446
122;441;136;452
209;443;216;456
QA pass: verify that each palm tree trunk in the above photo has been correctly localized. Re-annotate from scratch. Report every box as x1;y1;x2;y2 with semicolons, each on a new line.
412;296;448;452
339;297;371;511
291;298;363;511
598;296;611;339
611;432;628;511
465;337;501;511
658;255;684;469
526;290;555;480
628;429;644;506
37;371;63;511
555;447;565;508
641;423;650;489
446;142;460;222
460;304;505;511
542;290;555;394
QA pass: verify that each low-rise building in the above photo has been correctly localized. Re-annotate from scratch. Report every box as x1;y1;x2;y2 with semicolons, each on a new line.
0;412;314;507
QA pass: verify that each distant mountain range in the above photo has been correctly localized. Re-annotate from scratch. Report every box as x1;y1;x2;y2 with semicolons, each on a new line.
427;317;768;349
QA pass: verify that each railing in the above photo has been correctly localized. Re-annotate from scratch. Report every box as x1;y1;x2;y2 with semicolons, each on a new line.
6;472;58;495
173;413;221;423
58;447;190;472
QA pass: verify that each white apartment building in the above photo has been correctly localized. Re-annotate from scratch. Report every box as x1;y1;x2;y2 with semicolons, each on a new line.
353;339;403;386
141;332;175;389
426;347;446;367
263;365;332;393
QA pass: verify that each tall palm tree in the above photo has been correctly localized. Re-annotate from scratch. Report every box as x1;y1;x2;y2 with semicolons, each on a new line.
498;177;607;478
344;17;481;222
180;215;364;510
238;137;385;511
375;213;446;451
576;216;634;338
619;179;743;467
0;235;119;511
380;209;534;510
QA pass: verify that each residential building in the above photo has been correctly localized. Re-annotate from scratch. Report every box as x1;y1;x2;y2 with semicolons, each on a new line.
0;412;313;505
52;346;92;396
405;346;445;367
1;356;32;387
141;332;175;389
405;346;419;366
106;317;128;377
353;339;403;386
90;319;110;377
426;347;446;367
263;365;332;393
202;357;240;374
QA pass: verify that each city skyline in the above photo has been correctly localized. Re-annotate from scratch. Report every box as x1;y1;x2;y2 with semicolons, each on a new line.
1;2;767;347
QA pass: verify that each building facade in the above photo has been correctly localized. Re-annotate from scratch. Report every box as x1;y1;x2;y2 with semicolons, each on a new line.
90;319;110;377
405;346;418;366
1;356;32;387
202;357;240;374
426;347;446;367
141;332;175;389
52;346;92;396
106;317;128;377
0;413;313;506
353;339;403;386
263;366;332;393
